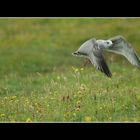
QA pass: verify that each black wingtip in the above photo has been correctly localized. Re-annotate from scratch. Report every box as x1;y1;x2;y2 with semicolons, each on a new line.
106;72;112;78
134;52;140;69
99;60;112;78
101;67;112;78
110;35;125;45
105;70;112;78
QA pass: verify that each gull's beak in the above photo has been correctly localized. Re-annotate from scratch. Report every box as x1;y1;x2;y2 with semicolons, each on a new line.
72;51;79;56
72;51;78;55
72;51;88;57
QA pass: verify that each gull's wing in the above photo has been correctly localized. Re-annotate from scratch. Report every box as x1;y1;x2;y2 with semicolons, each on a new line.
89;46;112;77
107;35;140;69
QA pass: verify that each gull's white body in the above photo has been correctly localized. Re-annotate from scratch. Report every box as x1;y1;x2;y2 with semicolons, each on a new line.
95;40;113;48
72;35;140;77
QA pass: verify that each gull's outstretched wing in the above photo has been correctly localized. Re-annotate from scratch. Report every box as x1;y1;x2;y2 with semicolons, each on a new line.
108;35;140;69
89;46;112;77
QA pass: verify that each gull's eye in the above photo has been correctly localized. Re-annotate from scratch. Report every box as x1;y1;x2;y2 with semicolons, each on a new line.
106;42;109;44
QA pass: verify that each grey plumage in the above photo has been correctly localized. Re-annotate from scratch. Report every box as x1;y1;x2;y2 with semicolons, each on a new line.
72;35;140;77
89;44;112;77
108;35;140;69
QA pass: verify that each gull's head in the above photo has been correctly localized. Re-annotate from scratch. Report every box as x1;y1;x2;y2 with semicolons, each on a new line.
105;40;113;46
96;40;113;48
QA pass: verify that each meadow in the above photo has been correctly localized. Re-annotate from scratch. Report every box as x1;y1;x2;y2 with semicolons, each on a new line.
0;18;140;122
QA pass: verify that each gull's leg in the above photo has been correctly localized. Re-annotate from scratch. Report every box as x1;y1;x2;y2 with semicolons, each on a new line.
83;59;91;67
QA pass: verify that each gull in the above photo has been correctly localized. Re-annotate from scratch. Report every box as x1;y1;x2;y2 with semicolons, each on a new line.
72;35;140;77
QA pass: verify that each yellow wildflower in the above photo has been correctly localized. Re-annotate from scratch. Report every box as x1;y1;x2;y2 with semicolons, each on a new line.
11;96;17;100
79;84;86;91
35;103;39;106
73;113;76;117
0;114;5;117
76;108;80;111
26;118;32;122
77;90;82;94
11;119;16;122
64;112;70;118
99;107;103;110
84;116;92;122
57;76;60;80
76;100;81;104
4;97;8;100
74;68;79;73
109;117;112;120
72;66;79;73
25;99;29;104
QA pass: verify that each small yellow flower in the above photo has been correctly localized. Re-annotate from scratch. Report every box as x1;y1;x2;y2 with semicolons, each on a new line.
99;107;103;110
79;84;86;91
26;118;32;122
64;112;70;118
15;99;19;103
73;113;76;117
72;66;79;73
25;99;29;104
4;97;8;100
11;119;16;122
35;103;39;106
76;108;80;111
77;90;82;94
0;114;5;117
109;117;112;120
76;100;81;104
57;76;60;80
124;121;129;122
80;68;84;71
84;116;92;122
11;96;17;99
74;68;79;73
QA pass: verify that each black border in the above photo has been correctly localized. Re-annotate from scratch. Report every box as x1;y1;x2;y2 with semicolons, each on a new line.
0;1;139;17
0;122;139;136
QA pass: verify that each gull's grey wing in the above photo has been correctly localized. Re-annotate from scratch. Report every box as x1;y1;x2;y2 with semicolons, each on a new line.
107;35;140;68
89;46;112;77
72;38;96;58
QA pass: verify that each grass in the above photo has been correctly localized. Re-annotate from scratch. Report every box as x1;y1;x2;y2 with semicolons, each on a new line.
0;18;140;122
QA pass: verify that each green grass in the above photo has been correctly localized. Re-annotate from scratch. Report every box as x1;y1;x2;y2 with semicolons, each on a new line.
0;18;140;122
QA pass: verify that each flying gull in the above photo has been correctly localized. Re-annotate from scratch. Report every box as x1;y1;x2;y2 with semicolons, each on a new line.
72;35;140;77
